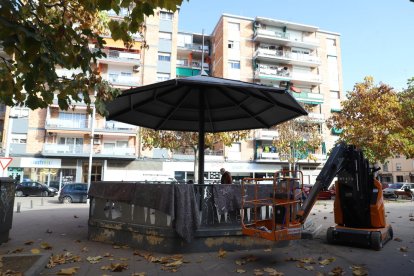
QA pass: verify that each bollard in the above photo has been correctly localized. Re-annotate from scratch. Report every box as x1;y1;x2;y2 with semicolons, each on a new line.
30;200;33;209
17;202;21;213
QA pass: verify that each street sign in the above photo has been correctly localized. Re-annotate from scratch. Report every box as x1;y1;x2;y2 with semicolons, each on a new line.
0;157;13;170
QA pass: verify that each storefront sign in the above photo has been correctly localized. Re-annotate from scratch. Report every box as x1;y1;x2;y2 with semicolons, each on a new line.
20;158;61;169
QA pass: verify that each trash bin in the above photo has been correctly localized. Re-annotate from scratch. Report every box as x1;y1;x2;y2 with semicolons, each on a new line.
0;177;16;244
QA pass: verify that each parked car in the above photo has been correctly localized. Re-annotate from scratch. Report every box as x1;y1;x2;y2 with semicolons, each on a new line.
303;184;336;200
44;181;64;191
382;183;404;198
58;183;88;203
394;183;414;199
15;181;58;197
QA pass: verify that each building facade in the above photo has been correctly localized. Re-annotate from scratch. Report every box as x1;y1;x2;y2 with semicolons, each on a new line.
2;11;379;186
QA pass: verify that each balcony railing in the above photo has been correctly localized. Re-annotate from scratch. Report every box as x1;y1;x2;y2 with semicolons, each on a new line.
291;92;324;105
92;48;141;65
176;59;209;69
98;147;136;156
254;28;319;48
43;144;87;155
177;43;209;52
45;118;90;129
255;48;321;65
95;121;137;133
106;75;140;86
254;129;278;140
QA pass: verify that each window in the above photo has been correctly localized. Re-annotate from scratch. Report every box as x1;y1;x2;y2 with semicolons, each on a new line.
382;163;388;172
228;40;240;49
330;90;340;99
157;73;170;82
228;22;240;32
228;60;240;69
160;11;173;20
396;163;402;171
158;52;171;62
10;107;29;118
326;38;336;47
159;32;172;40
396;175;403;182
11;134;27;144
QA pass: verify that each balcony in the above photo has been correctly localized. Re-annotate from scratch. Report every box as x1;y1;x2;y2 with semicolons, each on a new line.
172;149;224;161
298;112;325;123
95;147;136;158
42;144;136;159
106;75;140;87
45;118;90;131
176;59;210;77
254;67;322;86
291;91;324;105
95;121;137;134
254;48;321;67
43;144;88;157
253;29;319;49
254;129;278;140
95;48;141;65
177;43;209;54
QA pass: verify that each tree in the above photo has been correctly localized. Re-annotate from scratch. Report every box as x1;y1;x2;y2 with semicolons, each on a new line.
398;77;414;158
0;0;184;115
140;129;250;183
328;76;403;163
272;104;322;172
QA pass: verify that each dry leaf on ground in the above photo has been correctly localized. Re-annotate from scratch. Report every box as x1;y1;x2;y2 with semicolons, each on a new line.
218;248;227;258
399;246;408;252
30;248;41;254
86;256;103;264
24;241;34;245
57;267;79;275
329;266;344;276
351;265;368;276
235;268;246;273
40;242;52;250
394;238;402;242
319;257;336;266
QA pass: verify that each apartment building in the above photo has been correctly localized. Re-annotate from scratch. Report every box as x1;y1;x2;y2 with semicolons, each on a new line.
0;11;356;185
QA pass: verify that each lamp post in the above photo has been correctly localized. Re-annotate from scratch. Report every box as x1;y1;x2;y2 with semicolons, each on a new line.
87;105;96;191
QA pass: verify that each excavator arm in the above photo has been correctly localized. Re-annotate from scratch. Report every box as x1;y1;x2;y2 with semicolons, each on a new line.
297;143;349;223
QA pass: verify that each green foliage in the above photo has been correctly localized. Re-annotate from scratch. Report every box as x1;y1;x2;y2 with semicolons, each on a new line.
0;0;184;114
272;104;322;165
328;76;414;163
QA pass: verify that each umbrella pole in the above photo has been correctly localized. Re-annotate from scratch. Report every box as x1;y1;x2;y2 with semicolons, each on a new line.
198;88;205;185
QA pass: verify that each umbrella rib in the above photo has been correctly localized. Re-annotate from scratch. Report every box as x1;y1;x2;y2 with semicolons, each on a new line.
203;92;215;132
217;87;270;128
155;87;192;130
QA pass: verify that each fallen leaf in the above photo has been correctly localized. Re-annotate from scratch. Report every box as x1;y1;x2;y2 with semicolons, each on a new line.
399;247;409;252
119;257;129;261
236;268;246;273
163;260;183;267
86;256;103;264
74;240;81;243
81;247;88;252
24;240;34;245
131;273;146;276
263;267;284;275
264;248;272;252
235;259;246;265
329;266;344;276
110;263;128;272
316;272;326;276
351;265;368;276
394;238;402;242
10;248;24;254
31;248;41;254
298;257;316;264
113;245;121;249
319;257;336;266
218;248;227;258
40;242;52;250
253;269;264;276
57;267;79;275
104;252;112;257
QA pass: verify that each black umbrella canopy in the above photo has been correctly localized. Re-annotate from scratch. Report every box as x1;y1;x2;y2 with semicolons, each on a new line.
106;75;308;184
106;75;307;133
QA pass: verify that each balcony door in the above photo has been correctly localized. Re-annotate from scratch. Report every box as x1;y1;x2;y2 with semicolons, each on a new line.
58;112;87;128
58;137;84;154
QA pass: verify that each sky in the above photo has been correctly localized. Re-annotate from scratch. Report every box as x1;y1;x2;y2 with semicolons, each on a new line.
177;0;414;92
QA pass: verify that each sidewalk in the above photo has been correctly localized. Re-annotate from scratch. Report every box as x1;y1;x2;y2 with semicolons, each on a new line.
1;199;413;275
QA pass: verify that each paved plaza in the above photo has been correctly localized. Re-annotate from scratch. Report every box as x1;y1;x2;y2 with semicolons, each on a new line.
0;197;413;275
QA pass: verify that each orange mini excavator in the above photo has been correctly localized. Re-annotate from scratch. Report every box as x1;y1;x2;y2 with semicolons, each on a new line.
241;143;393;250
